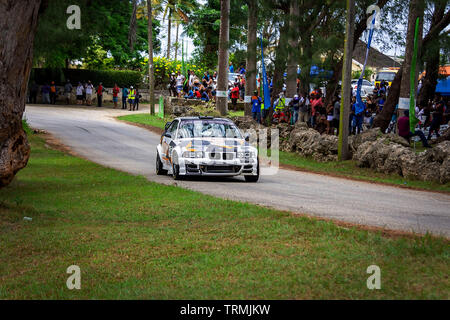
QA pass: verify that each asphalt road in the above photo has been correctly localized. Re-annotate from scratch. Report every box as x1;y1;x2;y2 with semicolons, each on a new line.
24;105;450;237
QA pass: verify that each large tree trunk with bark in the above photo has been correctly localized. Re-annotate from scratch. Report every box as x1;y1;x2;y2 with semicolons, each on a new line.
0;0;43;188
398;0;424;114
244;0;257;116
286;0;299;102
272;22;289;99
418;1;445;107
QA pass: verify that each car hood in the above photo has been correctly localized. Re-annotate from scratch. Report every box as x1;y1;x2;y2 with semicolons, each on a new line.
177;138;253;152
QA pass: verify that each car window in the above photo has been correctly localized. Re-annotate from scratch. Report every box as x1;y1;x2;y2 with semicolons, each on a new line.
363;80;373;86
168;120;178;135
178;120;242;139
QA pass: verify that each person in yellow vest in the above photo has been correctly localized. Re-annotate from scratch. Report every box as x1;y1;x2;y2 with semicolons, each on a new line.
128;86;136;111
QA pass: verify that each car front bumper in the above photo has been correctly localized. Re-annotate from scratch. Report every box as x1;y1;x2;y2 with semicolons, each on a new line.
178;158;258;176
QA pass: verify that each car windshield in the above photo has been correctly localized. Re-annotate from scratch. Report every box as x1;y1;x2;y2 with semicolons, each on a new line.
376;72;396;82
178;120;242;139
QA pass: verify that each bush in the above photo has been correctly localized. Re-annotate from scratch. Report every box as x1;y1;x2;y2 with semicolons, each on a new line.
30;68;143;87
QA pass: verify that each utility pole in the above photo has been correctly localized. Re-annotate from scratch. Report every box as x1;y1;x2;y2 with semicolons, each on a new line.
244;0;257;117
148;0;155;115
338;0;355;161
147;0;155;115
216;0;230;116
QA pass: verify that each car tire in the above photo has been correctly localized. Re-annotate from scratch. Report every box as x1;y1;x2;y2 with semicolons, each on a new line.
245;161;259;183
156;151;168;175
172;161;182;180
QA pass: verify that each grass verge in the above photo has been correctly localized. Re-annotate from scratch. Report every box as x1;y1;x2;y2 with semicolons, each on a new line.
0;123;448;299
116;114;450;193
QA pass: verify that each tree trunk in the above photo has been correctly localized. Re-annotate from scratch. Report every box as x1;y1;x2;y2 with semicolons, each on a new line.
148;0;155;115
338;0;355;161
244;0;257;116
398;0;424;115
216;0;230;116
418;1;445;107
0;0;43;188
272;22;289;100
174;22;179;61
166;13;172;59
286;0;299;102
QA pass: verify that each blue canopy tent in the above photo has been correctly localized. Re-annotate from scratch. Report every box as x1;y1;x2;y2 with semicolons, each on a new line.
435;76;450;96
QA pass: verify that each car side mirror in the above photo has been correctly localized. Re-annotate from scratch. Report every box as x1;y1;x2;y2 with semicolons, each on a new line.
164;122;172;131
164;132;172;138
244;133;250;142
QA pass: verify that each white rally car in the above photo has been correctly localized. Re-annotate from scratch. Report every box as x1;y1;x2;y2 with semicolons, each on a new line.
156;117;259;182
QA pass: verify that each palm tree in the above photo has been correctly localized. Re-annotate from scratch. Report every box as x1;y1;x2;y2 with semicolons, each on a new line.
160;0;194;59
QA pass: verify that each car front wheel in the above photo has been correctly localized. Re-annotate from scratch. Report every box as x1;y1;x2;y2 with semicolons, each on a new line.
245;161;259;183
156;151;168;175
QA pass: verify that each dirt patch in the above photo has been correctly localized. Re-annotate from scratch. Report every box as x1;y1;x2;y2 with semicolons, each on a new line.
116;119;164;136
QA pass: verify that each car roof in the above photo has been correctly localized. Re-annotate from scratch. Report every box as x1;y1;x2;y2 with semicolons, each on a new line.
175;116;234;122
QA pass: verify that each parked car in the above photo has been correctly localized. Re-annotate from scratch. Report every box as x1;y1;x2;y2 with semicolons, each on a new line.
351;79;375;97
156;116;259;182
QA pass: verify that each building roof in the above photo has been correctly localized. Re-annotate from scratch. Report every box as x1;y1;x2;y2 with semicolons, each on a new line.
352;40;401;69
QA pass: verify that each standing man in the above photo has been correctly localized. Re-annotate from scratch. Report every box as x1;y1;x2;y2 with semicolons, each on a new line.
169;73;177;97
49;81;57;104
112;83;120;109
29;82;39;104
85;81;94;106
96;82;104;108
251;91;262;124
122;86;129;109
134;86;141;111
176;71;185;98
41;83;51;104
128;86;136;111
64;80;73;105
229;62;234;73
230;84;240;111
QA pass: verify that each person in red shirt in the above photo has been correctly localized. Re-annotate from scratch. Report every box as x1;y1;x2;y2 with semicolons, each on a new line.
398;110;431;148
112;83;120;109
231;84;240;110
96;82;104;108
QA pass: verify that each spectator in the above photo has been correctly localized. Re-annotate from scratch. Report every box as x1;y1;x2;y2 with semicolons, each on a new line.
96;82;104;107
289;95;300;124
428;95;444;140
326;103;334;134
299;93;310;124
201;89;210;102
398;110;431;148
230;84;240;110
184;88;194;99
29;82;39;104
229;62;234;73
76;82;84;105
64;80;73;105
194;88;201;99
82;81;87;105
128;86;136;111
49;81;57;104
41;83;51;104
239;65;246;75
176;71;185;98
85;81;94;106
351;97;365;135
251;91;262;124
133;87;141;111
122;86;129;109
332;96;340;135
169;73;177;97
112;83;120;109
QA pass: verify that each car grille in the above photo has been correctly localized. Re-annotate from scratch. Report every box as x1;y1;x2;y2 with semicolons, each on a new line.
208;152;234;160
202;165;241;173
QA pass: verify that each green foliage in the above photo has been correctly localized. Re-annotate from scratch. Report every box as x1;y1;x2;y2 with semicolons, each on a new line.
149;57;209;87
34;0;160;70
186;0;247;69
352;68;374;80
30;68;143;87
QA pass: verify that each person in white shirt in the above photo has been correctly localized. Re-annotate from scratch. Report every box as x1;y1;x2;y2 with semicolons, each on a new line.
76;83;84;105
85;81;94;106
176;71;185;98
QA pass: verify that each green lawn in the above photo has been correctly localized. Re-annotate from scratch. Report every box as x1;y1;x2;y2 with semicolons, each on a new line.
0;123;448;299
117;114;450;193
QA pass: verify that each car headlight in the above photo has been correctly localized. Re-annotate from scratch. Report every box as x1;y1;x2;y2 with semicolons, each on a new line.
182;151;204;158
237;151;255;159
